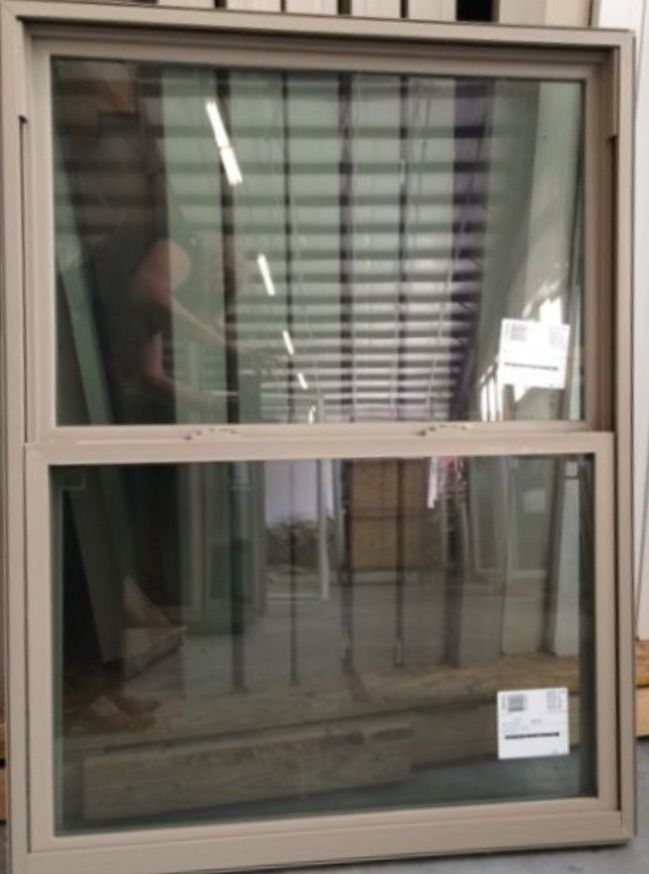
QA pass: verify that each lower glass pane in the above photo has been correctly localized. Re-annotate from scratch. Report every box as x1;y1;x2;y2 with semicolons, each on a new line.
52;454;596;834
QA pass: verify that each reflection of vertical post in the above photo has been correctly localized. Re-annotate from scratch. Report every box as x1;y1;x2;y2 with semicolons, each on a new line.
338;73;355;674
317;462;331;602
396;75;409;420
332;459;345;575
341;463;354;675
288;461;299;686
339;72;354;423
216;71;245;691
317;399;331;602
229;462;248;693
394;75;409;667
542;457;566;653
281;71;299;685
395;459;405;667
217;71;240;425
577;457;596;793
282;71;295;423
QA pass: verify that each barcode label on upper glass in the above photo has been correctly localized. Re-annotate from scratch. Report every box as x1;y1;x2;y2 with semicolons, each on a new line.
504;693;528;713
507;321;529;343
498;318;571;390
497;688;569;760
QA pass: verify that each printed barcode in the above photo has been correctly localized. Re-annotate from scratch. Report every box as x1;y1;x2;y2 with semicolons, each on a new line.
549;325;569;348
505;732;561;740
505;693;528;713
507;322;529;342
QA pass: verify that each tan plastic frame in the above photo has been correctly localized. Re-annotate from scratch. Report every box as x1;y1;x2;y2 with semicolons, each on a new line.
0;3;635;873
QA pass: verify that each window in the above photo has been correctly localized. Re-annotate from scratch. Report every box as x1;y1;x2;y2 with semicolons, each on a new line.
0;5;634;874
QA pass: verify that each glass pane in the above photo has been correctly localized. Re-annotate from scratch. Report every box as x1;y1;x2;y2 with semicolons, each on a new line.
53;454;596;834
53;58;583;425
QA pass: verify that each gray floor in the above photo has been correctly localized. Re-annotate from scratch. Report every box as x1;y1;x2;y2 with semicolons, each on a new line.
2;742;647;873
283;741;649;874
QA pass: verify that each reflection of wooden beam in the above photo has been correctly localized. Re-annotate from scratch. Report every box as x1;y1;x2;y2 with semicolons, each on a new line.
84;719;412;821
637;689;649;738
636;640;649;686
60;653;587;825
65;652;580;755
78;686;584;823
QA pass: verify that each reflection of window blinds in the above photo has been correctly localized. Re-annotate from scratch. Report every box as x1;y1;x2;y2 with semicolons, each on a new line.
142;62;565;424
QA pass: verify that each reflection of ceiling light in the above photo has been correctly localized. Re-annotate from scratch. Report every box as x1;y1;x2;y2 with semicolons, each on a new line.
219;148;243;186
257;254;276;297
308;405;317;424
205;99;230;149
205;99;243;186
282;329;295;357
297;372;309;391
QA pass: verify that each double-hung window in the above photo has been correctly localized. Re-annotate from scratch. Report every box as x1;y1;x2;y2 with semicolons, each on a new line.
0;3;634;873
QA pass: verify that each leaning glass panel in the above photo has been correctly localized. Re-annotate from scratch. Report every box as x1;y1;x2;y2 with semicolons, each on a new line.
53;58;584;425
52;454;595;834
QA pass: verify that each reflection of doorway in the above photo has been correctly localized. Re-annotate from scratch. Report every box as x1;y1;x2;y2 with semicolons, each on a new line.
501;457;556;655
264;459;333;602
346;459;428;578
176;463;266;635
451;456;568;665
468;456;507;576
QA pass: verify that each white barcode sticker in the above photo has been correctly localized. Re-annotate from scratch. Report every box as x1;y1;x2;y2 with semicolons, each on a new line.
498;318;571;390
497;687;569;760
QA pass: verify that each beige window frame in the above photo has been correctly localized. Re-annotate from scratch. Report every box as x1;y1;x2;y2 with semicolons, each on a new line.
0;3;635;873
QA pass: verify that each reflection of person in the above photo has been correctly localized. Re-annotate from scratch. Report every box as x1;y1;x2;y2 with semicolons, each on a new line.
59;220;246;735
82;222;237;425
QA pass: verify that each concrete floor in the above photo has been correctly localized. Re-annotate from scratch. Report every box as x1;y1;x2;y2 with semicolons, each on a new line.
2;742;646;873
282;741;649;874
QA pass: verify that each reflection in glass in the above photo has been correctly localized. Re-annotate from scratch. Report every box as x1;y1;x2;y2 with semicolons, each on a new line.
54;454;595;834
53;59;583;425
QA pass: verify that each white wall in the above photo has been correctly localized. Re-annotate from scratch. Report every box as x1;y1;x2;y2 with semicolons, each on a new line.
594;0;649;638
265;461;334;524
631;1;649;639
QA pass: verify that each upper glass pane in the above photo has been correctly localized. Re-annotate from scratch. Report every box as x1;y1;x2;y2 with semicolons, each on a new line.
53;58;584;425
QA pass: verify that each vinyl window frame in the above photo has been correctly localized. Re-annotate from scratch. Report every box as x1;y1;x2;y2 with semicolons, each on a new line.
0;3;635;873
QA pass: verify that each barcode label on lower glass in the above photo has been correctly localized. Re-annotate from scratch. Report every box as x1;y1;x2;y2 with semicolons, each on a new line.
504;693;528;713
497;687;569;760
